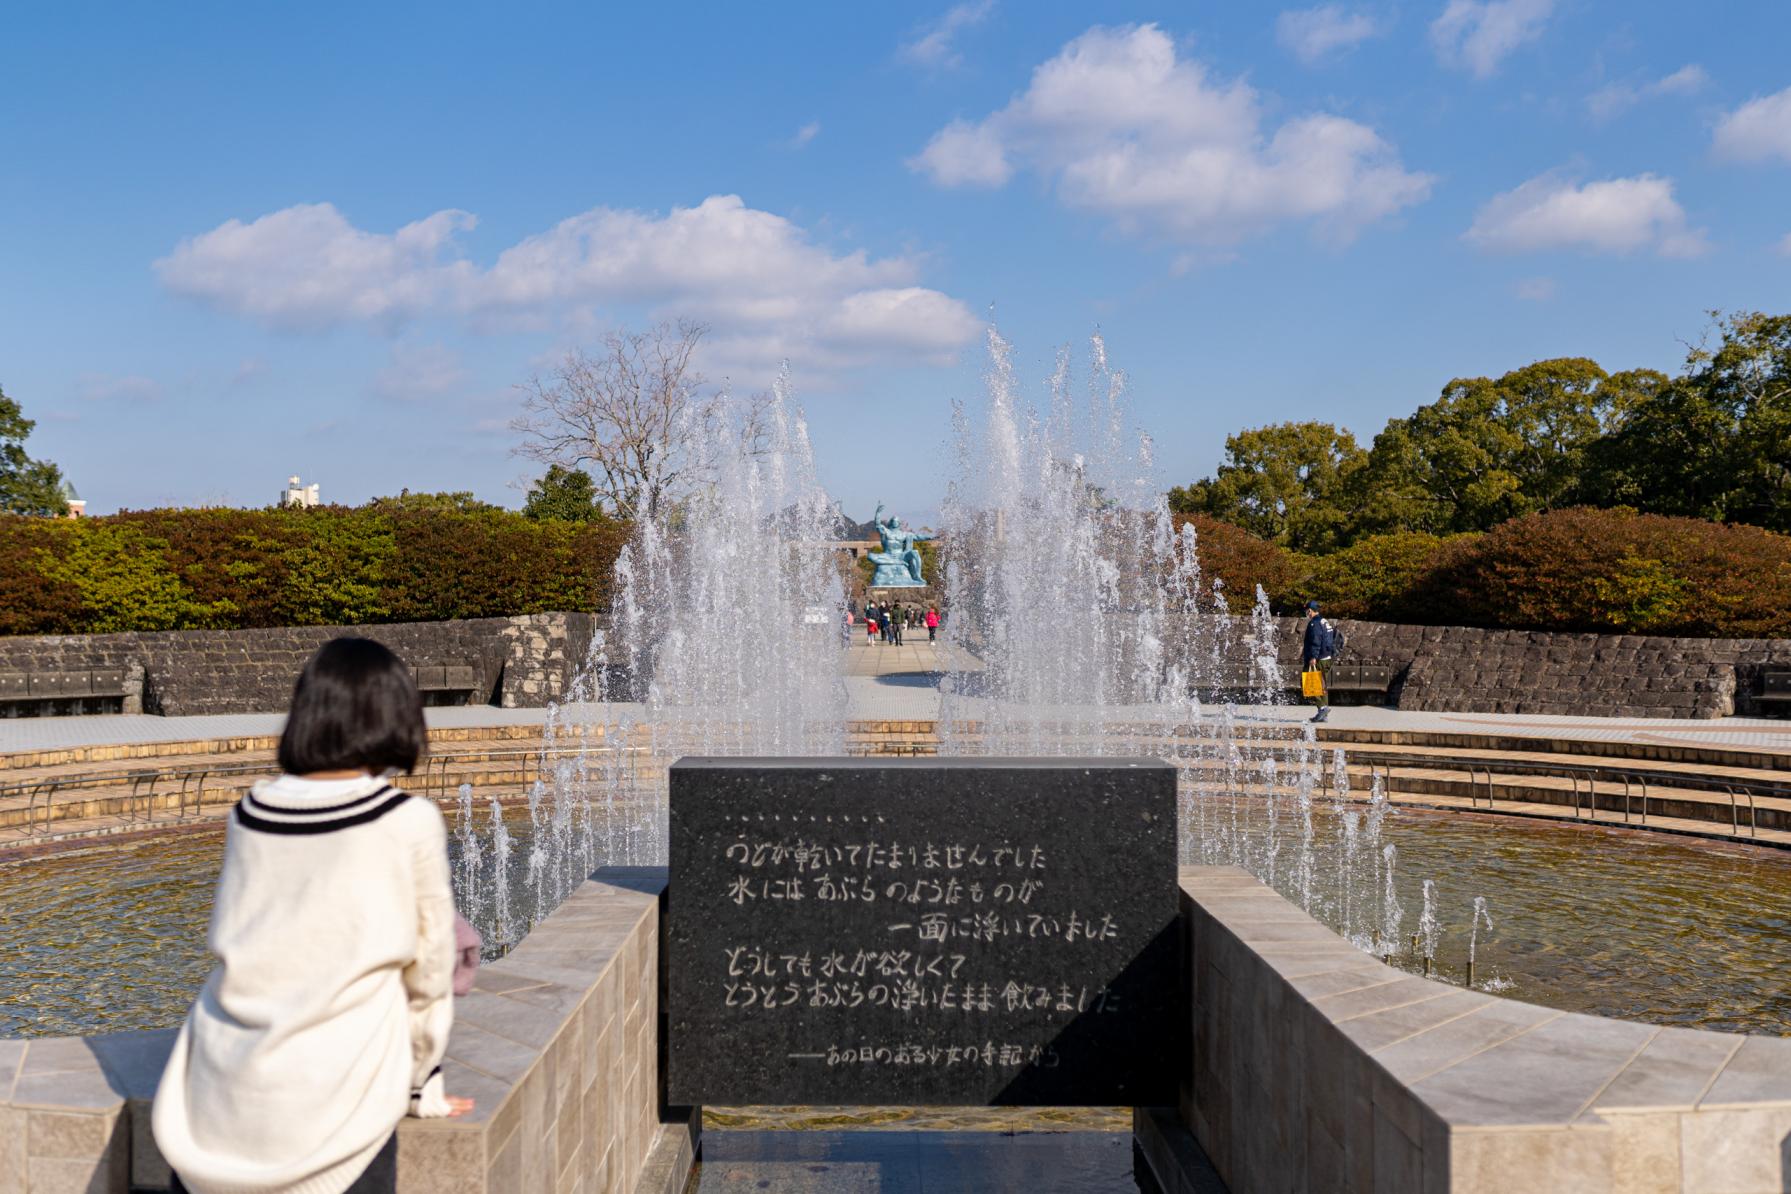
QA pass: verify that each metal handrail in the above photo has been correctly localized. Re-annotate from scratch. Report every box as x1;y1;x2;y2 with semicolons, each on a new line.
1723;784;1759;838
0;744;604;804
1346;752;1786;839
0;743;629;839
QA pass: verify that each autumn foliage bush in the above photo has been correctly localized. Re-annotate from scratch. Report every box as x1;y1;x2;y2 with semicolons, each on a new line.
0;505;630;636
1295;532;1467;623
1419;508;1791;637
1172;514;1303;613
1182;508;1790;636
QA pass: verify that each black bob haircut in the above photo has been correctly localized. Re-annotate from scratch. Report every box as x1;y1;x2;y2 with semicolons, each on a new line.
277;637;427;776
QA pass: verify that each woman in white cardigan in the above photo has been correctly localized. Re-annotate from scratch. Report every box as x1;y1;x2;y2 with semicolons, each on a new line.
154;637;471;1194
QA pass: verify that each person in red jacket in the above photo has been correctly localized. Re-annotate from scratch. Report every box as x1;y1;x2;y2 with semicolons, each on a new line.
924;607;940;642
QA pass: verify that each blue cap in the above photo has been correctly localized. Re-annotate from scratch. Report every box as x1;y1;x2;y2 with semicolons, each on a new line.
1305;600;1320;612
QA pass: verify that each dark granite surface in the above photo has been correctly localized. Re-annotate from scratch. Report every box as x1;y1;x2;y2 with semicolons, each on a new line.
667;758;1180;1107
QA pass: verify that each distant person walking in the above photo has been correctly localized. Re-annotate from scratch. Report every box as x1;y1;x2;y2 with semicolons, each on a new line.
866;608;877;644
154;637;470;1194
1302;600;1338;724
925;606;939;642
890;603;905;646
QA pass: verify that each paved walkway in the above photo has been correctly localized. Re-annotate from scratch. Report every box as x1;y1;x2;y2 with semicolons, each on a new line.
840;634;1791;754
3;636;1788;758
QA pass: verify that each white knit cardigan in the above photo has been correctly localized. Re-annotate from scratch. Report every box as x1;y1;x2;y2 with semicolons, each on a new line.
153;774;458;1194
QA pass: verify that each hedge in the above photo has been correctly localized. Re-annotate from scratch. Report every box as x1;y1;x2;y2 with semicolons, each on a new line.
1276;509;1791;637
0;505;630;636
3;503;1786;639
1293;532;1469;624
1172;514;1303;613
1421;508;1791;638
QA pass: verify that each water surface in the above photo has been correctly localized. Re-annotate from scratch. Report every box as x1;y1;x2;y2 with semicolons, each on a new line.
2;804;1787;1039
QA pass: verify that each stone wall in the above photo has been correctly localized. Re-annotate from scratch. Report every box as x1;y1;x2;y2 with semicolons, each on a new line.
1140;867;1791;1193
0;867;696;1194
5;609;1788;721
0;612;597;716
1259;617;1791;719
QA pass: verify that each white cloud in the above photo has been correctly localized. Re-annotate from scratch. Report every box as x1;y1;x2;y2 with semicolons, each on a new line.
1276;6;1380;64
157;204;478;331
1654;64;1710;96
1713;85;1791;164
898;1;995;70
1586;63;1708;123
1514;275;1556;301
228;357;268;387
790;121;821;149
1466;172;1708;257
909;24;1432;249
1429;0;1553;78
375;342;466;400
910;119;1013;188
158;195;981;381
77;373;163;403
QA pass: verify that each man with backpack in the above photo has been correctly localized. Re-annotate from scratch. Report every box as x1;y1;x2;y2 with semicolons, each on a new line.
1302;600;1342;723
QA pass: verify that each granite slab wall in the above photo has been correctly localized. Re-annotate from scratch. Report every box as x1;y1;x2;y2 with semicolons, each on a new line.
0;612;597;715
1147;866;1791;1194
0;866;695;1194
1253;617;1791;720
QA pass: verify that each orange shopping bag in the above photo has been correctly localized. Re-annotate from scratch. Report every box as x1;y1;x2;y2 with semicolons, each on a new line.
1301;669;1325;699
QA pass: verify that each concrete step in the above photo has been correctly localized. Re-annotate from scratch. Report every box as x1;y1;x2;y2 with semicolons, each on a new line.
1317;725;1791;774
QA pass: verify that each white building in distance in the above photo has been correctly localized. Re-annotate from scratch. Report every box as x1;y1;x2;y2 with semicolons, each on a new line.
281;475;320;508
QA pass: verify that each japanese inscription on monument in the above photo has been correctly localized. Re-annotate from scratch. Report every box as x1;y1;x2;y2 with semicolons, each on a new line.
666;757;1180;1106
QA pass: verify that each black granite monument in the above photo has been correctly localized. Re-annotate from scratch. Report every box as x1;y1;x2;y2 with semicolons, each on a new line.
666;757;1180;1106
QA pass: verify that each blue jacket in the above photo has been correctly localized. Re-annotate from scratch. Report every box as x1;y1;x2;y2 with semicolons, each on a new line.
1303;616;1338;663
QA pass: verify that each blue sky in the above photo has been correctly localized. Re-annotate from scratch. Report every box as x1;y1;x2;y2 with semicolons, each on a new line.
3;1;1788;519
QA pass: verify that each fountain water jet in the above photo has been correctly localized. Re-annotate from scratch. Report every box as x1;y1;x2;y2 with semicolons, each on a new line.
458;371;847;945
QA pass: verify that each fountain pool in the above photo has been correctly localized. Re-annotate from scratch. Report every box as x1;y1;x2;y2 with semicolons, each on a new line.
4;794;1787;1039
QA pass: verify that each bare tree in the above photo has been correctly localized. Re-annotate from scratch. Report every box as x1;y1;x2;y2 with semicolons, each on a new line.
512;321;767;522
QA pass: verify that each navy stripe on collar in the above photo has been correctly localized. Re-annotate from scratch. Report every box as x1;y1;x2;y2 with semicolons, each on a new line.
244;783;396;818
235;791;413;835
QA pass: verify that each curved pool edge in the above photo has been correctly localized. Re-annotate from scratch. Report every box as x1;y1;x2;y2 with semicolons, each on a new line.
1165;865;1791;1193
0;866;697;1194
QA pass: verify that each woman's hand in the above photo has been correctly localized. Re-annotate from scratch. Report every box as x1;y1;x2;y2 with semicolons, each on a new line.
446;1096;476;1118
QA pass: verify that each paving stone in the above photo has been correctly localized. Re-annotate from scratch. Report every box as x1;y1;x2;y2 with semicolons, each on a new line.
1697;1035;1791;1109
1410;1013;1658;1128
1589;1027;1743;1115
1335;989;1493;1052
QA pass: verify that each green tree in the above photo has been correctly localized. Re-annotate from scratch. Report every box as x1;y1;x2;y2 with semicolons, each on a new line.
1583;312;1791;532
0;383;67;516
1345;358;1660;540
522;465;605;522
1169;422;1365;553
